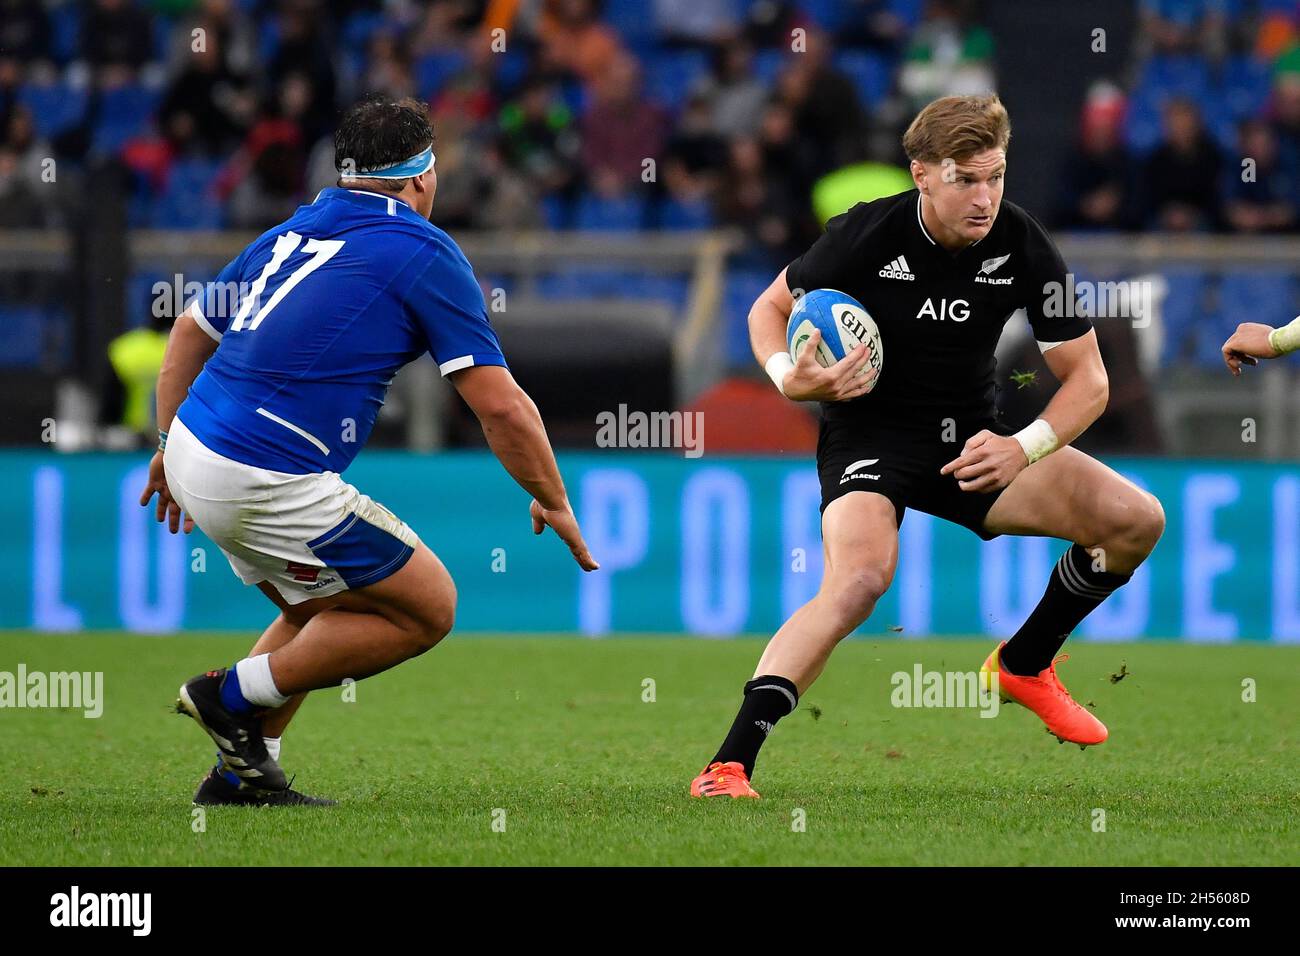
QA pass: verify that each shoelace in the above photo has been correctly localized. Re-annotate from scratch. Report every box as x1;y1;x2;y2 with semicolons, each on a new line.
1044;655;1082;707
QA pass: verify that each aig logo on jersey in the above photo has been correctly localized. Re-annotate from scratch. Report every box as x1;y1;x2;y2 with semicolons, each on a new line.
917;298;970;322
974;253;1014;285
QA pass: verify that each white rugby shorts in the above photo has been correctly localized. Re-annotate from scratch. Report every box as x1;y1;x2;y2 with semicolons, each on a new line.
164;416;420;604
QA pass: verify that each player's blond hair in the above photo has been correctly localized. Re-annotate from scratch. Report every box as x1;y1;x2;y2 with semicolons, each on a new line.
902;94;1011;164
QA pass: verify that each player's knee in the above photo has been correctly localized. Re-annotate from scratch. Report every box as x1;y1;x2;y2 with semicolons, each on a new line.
822;565;892;633
409;582;456;654
1129;492;1165;555
1100;490;1165;561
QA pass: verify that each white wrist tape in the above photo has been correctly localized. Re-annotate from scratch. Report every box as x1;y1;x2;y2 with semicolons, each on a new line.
765;352;796;395
1269;317;1300;356
1012;418;1059;465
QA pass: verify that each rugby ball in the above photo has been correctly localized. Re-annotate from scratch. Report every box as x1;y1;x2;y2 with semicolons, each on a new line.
787;288;883;387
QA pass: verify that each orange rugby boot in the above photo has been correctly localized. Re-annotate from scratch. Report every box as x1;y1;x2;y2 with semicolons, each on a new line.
980;642;1108;749
690;761;760;798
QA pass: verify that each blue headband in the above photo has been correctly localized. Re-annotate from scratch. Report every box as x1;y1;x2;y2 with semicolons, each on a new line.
340;145;435;180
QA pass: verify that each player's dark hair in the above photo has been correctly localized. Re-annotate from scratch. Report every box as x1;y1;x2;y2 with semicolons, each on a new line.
334;95;435;194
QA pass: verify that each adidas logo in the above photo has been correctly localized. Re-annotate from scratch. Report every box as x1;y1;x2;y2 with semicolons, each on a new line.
879;255;915;280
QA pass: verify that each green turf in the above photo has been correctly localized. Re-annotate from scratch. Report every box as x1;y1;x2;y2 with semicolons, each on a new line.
0;632;1296;866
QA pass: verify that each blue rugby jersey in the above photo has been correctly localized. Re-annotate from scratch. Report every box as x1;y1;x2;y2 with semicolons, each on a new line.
177;187;507;474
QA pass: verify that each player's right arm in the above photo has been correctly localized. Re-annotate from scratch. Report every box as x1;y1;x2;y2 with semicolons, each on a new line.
139;303;219;533
410;241;596;571
750;267;873;403
1222;319;1297;375
451;365;598;572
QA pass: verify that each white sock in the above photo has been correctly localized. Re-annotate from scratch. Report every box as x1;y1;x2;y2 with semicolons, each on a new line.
234;654;289;708
264;736;281;762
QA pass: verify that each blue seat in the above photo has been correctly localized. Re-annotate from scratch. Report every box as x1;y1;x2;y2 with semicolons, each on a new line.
603;0;659;48
0;306;48;366
1124;90;1164;154
540;193;572;230
889;0;925;28
753;49;787;87
93;85;162;157
834;49;892;109
1137;54;1211;102
722;269;773;366
151;158;225;230
658;197;715;230
18;83;88;139
574;193;647;230
1157;267;1209;366
643;49;711;111
1220;55;1271;120
415;51;468;99
49;3;81;64
800;0;851;30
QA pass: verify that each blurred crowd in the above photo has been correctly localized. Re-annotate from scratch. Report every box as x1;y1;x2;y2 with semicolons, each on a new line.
1056;0;1300;233
1;0;1300;260
0;0;993;267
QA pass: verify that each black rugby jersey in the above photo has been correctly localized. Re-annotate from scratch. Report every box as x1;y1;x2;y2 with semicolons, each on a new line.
785;189;1092;431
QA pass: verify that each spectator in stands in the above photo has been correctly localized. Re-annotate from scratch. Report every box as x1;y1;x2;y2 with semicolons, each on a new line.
701;35;768;138
0;143;47;228
1054;80;1135;232
898;0;996;111
3;104;54;200
660;92;728;210
220;75;312;229
1223;118;1296;233
1138;0;1227;61
159;27;255;156
267;0;338;144
0;0;52;68
498;77;582;201
166;0;257;81
80;0;154;83
1270;60;1300;198
1139;97;1222;231
774;28;869;179
580;52;669;197
835;0;913;55
363;31;418;100
715;131;809;267
538;0;623;89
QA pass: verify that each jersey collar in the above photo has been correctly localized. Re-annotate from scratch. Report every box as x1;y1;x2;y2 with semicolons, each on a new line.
314;186;425;223
915;192;988;258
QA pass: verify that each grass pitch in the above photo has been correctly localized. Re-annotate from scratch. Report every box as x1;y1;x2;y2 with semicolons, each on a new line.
0;632;1296;866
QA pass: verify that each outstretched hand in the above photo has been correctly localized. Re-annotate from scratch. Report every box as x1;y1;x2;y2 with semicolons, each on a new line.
138;450;193;534
530;499;599;571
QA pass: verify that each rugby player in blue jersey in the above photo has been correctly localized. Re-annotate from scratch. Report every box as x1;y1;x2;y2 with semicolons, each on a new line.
140;97;598;805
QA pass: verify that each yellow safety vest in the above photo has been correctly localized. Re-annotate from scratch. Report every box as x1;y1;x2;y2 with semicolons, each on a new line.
107;328;168;434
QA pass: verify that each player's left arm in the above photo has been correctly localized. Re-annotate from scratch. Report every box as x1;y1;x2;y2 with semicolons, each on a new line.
138;304;219;533
940;331;1107;493
943;210;1105;493
1221;317;1299;375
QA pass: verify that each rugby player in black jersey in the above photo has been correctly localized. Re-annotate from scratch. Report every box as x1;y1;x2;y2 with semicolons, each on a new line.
691;95;1165;798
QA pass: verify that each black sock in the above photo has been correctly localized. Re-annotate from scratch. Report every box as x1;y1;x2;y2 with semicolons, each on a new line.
710;676;799;778
1001;544;1131;676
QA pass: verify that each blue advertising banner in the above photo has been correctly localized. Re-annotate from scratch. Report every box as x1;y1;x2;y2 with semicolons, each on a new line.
1;451;1296;641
